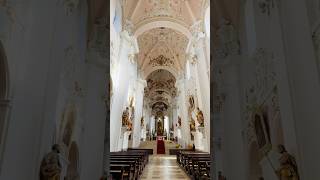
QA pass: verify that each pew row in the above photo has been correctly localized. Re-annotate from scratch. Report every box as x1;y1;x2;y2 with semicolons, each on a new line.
177;150;211;180
110;149;150;180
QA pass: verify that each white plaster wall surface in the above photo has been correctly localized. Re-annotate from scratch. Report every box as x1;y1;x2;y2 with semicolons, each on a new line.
1;1;62;179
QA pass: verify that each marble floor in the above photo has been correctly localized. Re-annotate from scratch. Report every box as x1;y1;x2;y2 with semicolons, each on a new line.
141;155;190;180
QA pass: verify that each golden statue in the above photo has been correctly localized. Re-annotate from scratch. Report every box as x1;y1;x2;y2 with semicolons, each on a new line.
190;118;196;131
122;107;129;126
40;144;61;180
141;117;144;127
189;95;195;111
127;120;132;131
178;116;182;127
196;107;204;126
276;144;299;180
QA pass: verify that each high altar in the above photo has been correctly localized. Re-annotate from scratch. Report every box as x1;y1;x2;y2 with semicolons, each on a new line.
156;116;164;136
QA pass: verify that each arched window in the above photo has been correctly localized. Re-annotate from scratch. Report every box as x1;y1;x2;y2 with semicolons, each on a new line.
113;0;122;33
204;7;210;38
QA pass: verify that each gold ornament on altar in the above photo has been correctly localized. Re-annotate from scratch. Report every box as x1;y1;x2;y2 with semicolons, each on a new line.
276;144;299;180
40;144;62;180
122;107;129;126
157;118;163;135
196;107;204;127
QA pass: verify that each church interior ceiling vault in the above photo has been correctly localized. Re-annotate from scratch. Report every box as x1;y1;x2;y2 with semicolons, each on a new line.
145;69;176;115
120;0;209;116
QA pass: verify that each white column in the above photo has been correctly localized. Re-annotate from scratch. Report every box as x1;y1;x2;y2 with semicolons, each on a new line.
187;23;210;151
278;0;320;178
217;55;246;180
172;104;178;139
176;78;190;148
132;78;146;148
80;60;107;180
110;31;138;152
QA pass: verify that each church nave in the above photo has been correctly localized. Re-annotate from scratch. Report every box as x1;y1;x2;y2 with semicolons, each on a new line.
110;0;210;179
140;155;190;180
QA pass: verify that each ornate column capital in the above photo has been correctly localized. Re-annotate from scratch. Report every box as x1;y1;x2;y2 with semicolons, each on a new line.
120;27;139;64
190;20;205;41
186;21;206;56
123;19;134;36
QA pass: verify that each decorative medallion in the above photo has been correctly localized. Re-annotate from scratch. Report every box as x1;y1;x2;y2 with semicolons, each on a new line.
149;55;174;67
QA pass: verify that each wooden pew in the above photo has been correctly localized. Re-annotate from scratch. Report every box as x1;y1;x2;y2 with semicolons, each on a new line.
110;164;132;180
176;150;211;179
128;148;153;155
110;149;150;180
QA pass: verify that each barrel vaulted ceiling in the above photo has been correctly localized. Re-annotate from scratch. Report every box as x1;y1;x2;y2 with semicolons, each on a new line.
120;0;209;115
145;69;176;116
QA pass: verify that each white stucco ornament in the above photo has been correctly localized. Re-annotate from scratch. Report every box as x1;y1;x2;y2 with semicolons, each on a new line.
213;18;240;59
258;0;274;15
64;0;79;16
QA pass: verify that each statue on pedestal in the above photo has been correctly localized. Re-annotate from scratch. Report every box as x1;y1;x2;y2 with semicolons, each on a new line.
190;117;196;131
40;144;62;180
276;144;299;180
178;116;182;127
189;95;195;112
196;107;204;126
121;107;129;127
141;117;144;127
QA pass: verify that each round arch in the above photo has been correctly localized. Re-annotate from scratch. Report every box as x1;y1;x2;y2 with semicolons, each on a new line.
204;7;210;37
134;20;192;39
143;66;179;80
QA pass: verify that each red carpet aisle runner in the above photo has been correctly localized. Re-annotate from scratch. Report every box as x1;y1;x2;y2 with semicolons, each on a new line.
157;139;165;154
